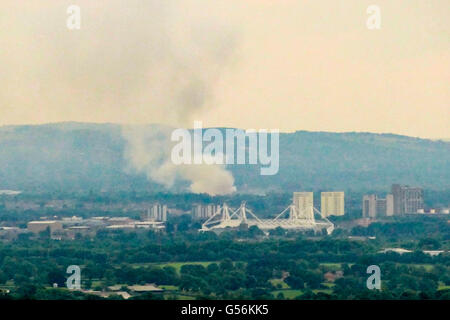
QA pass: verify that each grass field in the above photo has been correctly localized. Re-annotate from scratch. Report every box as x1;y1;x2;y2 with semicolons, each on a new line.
313;288;333;295
155;261;216;273
438;283;450;291
271;289;303;299
271;285;334;299
407;264;434;272
129;261;217;272
172;294;196;300
164;293;196;300
319;263;342;270
159;285;179;291
269;279;290;289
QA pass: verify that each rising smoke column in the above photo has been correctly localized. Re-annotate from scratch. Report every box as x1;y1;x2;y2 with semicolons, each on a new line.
0;0;240;194
122;125;236;195
119;1;240;195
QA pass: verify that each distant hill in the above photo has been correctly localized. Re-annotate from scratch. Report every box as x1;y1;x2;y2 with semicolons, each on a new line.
0;123;448;193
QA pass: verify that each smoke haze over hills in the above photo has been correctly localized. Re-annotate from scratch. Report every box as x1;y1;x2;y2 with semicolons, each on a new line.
0;1;449;139
0;123;448;194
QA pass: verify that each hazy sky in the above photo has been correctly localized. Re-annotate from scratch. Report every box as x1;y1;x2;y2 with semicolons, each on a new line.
0;1;449;138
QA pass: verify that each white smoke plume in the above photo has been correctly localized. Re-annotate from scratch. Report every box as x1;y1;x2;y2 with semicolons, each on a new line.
0;0;240;194
122;125;236;195
117;1;240;195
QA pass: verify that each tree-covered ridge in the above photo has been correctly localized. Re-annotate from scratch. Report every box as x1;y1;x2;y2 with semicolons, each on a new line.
0;123;448;193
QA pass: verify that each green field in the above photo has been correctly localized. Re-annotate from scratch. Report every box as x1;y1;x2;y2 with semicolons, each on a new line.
129;261;218;272
171;294;196;300
154;261;216;273
313;288;333;295
320;263;342;270
438;284;450;291
407;264;434;272
271;289;303;299
269;279;290;289
271;285;334;299
159;285;179;291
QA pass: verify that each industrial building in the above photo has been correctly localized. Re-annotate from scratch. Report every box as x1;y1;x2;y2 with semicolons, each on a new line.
320;192;345;217
27;221;63;234
142;204;167;222
192;204;220;219
391;184;424;214
293;192;314;220
363;194;394;218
